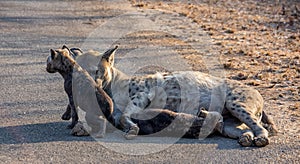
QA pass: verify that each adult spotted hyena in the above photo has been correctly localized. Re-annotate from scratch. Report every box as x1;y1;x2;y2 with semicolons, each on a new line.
46;45;82;128
95;46;277;147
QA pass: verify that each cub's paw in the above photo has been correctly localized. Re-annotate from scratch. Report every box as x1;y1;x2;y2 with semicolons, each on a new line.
214;119;224;134
198;111;222;138
197;108;208;118
67;121;77;129
61;105;71;120
71;122;89;136
254;136;269;147
124;125;139;140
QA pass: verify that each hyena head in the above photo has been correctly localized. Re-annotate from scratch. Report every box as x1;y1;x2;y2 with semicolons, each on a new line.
95;46;118;89
46;45;82;73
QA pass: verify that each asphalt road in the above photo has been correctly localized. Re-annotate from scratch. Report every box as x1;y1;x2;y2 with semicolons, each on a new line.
0;0;299;163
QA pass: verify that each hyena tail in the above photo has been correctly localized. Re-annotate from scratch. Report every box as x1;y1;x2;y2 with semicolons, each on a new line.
261;111;278;136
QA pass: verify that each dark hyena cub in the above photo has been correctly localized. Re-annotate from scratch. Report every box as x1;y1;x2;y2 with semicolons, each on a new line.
46;45;82;128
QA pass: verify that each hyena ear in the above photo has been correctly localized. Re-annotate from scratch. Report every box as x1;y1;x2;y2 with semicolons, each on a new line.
50;49;57;59
62;45;70;51
101;45;118;67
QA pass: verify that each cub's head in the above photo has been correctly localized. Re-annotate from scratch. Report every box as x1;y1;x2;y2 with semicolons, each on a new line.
46;45;82;74
95;46;118;89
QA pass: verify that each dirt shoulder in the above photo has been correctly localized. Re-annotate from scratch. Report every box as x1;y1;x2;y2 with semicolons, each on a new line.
129;0;300;143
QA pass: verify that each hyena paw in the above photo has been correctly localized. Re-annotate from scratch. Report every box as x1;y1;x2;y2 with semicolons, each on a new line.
254;136;269;147
124;125;139;140
238;133;254;147
71;122;89;136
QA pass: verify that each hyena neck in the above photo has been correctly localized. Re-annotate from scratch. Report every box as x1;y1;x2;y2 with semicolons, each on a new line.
110;67;130;86
59;54;76;81
104;67;130;98
59;69;73;81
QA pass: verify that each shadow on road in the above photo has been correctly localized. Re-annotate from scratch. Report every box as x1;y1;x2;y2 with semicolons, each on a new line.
0;122;250;150
0;122;95;144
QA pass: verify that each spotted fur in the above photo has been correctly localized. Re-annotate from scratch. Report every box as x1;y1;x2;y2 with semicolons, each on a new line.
95;47;277;147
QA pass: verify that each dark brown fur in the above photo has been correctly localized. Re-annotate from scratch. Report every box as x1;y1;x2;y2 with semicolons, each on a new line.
46;45;82;128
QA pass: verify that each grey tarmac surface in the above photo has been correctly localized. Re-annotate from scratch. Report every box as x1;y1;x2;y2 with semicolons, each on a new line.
0;0;299;163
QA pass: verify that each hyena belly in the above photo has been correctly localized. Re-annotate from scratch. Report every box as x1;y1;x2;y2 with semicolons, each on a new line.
143;71;225;115
119;71;225;138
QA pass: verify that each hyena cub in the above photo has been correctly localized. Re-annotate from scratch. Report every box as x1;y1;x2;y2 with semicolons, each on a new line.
95;46;277;147
46;45;82;128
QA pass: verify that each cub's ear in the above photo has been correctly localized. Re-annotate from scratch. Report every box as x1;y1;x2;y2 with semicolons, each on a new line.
50;49;57;59
70;48;83;53
70;48;83;57
62;45;70;51
101;45;118;67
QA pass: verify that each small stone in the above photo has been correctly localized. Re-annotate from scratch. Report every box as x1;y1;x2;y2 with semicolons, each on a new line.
234;72;248;80
247;81;260;86
223;62;233;69
224;29;235;34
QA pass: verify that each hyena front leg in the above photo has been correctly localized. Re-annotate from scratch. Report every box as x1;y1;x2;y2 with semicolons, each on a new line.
120;92;151;139
120;102;143;140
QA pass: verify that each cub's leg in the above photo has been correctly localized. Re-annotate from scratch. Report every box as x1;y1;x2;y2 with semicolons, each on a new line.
62;104;71;120
196;110;223;138
132;109;223;138
226;89;269;147
64;78;78;129
85;112;107;138
70;113;107;138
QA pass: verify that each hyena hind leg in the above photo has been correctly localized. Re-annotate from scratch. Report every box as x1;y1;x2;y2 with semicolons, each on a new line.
226;101;269;147
261;111;278;136
220;117;255;147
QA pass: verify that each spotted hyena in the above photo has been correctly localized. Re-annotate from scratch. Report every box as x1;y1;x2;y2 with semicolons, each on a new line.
50;46;223;138
95;46;277;147
46;45;82;128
